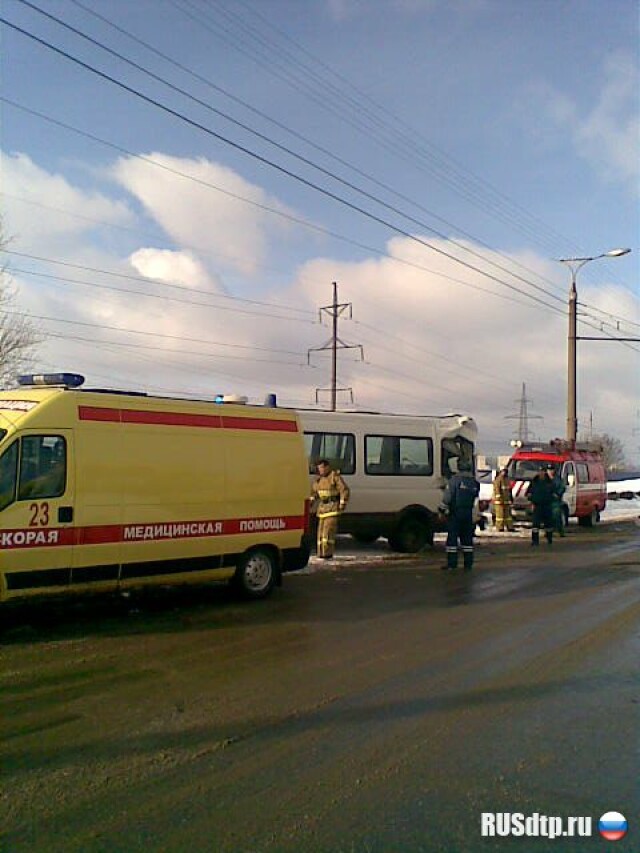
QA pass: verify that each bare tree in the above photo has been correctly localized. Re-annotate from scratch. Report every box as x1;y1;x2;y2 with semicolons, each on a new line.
1;228;43;388
591;433;627;472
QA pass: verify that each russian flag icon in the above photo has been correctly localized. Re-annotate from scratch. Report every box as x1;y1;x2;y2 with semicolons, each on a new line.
598;812;628;842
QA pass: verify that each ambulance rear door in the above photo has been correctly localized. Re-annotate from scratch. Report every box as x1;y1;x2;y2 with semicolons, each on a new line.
0;430;75;597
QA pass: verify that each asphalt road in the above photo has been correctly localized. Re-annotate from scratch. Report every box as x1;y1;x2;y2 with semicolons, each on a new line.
1;521;639;853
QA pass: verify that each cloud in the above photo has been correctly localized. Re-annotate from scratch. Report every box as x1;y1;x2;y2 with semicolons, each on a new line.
111;153;297;277
535;52;639;192
3;148;637;461
575;53;640;187
129;248;226;294
0;150;133;253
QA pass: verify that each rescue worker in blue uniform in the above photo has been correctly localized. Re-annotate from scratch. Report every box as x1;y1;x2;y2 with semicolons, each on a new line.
547;465;566;537
440;458;480;571
526;470;555;545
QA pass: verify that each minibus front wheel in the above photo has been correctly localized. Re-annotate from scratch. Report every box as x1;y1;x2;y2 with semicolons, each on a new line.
234;548;278;599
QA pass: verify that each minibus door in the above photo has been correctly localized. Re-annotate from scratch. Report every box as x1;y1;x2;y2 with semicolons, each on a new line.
0;431;75;594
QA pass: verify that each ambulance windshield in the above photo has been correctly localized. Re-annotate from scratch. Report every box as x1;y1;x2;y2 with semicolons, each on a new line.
0;441;18;510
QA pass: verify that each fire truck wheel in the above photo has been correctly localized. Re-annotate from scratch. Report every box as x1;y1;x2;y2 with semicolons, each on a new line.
234;548;277;598
578;508;600;527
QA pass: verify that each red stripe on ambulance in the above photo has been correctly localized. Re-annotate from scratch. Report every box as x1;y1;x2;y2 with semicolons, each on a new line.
78;406;297;432
0;516;306;549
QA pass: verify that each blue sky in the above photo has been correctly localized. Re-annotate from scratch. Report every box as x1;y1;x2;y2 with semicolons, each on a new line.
1;0;638;460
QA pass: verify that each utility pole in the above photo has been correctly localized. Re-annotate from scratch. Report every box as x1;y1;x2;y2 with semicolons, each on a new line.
504;382;543;442
308;281;364;411
557;248;631;444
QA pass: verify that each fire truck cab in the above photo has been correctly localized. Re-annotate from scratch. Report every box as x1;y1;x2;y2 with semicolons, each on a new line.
507;439;607;527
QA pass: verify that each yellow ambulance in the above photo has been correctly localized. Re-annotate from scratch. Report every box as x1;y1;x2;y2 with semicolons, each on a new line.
0;374;311;603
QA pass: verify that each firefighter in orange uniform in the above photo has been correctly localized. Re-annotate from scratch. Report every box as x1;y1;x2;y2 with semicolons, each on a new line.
492;467;514;531
311;459;350;559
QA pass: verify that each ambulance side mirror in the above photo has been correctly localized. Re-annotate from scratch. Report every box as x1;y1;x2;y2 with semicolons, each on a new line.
567;474;575;487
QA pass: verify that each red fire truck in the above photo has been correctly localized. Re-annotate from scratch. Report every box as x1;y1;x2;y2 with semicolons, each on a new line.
507;439;607;527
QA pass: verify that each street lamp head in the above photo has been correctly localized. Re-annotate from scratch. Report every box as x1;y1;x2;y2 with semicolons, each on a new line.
603;248;631;257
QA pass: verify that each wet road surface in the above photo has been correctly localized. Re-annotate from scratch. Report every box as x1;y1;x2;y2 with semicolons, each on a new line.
1;522;639;852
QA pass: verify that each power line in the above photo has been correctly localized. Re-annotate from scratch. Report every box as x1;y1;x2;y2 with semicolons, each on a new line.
1;92;634;351
39;329;316;366
1;191;328;300
1;308;309;356
0;101;575;316
193;0;630;266
0;15;576;317
3;249;316;318
65;0;588;301
4;95;620;338
12;0;575;311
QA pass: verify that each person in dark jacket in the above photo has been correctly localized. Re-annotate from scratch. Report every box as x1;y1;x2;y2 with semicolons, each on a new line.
526;470;555;546
440;458;480;571
547;465;566;537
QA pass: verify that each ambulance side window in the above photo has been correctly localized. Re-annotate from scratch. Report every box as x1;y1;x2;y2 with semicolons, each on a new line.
0;441;19;510
17;436;67;501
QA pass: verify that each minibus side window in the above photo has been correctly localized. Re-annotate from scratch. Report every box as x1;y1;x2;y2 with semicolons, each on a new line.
304;432;355;475
17;435;67;501
365;435;433;476
0;441;18;510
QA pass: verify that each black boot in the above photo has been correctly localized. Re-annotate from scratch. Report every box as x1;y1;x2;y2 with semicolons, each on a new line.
531;529;539;546
444;547;458;570
546;530;553;545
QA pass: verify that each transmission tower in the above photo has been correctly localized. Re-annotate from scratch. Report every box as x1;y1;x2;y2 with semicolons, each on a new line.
308;281;363;410
504;382;543;442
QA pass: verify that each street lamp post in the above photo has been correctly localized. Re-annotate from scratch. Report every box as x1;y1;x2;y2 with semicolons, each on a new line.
558;248;631;445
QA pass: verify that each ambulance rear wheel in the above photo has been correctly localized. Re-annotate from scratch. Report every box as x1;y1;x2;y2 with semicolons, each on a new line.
234;549;277;599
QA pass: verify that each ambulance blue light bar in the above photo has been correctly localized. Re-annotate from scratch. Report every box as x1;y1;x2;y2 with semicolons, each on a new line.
18;373;85;388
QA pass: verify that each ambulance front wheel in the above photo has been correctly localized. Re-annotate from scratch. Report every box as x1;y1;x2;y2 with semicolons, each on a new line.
234;548;277;599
